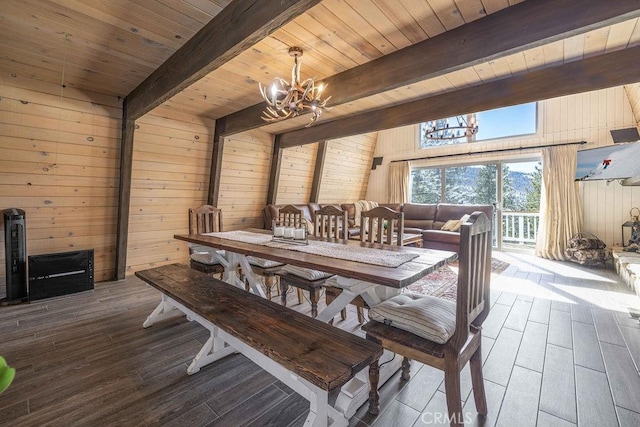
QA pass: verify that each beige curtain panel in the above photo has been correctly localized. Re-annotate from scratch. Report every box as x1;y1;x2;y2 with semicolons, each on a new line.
388;161;410;203
536;144;583;260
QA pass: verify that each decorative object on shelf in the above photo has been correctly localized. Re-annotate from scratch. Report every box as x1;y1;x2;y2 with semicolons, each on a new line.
423;114;478;140
630;207;640;222
258;47;330;127
622;220;640;250
272;218;309;245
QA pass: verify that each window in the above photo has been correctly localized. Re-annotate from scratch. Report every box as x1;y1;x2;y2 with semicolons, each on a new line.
411;168;441;203
410;160;542;250
419;102;537;148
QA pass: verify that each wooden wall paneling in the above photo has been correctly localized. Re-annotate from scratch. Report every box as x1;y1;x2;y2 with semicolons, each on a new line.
276;143;318;205
624;84;640;129
0;70;121;111
319;133;377;203
367;86;640;247
124;110;214;277
218;129;274;230
0;79;121;284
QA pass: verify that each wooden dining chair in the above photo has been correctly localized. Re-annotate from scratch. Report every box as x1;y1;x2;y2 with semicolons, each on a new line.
325;206;406;323
277;204;305;228
362;212;492;426
276;205;335;317
243;206;309;302
360;206;405;246
188;205;225;278
314;205;348;240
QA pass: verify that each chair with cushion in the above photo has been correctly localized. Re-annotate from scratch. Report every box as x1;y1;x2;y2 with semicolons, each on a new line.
362;211;492;426
188;205;225;278
277;205;335;317
243;206;307;301
325;206;406;323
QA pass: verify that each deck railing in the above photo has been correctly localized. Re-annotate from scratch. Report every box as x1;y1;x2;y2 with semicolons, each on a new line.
502;211;540;245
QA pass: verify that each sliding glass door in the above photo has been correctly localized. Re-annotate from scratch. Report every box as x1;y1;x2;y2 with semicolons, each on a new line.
410;158;541;250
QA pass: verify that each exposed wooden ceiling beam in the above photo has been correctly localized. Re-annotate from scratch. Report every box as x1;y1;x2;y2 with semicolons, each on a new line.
222;0;640;136
124;0;321;120
278;45;640;148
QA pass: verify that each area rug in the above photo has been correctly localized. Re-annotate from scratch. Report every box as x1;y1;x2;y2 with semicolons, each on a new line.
406;258;509;302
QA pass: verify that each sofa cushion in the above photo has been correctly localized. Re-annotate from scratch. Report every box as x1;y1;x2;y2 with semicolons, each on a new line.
399;203;437;232
368;293;457;344
433;204;493;230
403;203;437;220
422;229;461;245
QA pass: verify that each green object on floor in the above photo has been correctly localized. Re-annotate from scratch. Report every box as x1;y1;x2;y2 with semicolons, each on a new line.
0;356;16;393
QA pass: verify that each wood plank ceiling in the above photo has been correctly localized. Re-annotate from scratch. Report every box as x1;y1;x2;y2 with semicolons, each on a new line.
2;0;640;136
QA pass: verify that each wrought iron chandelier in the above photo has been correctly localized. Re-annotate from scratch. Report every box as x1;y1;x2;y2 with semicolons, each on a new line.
259;47;330;127
423;114;479;140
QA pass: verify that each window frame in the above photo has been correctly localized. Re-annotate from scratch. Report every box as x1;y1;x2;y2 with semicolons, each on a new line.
416;102;541;149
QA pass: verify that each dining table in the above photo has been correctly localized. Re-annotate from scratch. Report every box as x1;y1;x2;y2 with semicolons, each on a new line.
173;228;457;420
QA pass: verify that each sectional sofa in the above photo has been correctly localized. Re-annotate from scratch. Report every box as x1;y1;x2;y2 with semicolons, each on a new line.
263;202;494;253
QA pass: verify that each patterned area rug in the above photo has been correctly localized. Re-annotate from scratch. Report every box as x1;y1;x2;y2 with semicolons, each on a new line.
406;258;510;302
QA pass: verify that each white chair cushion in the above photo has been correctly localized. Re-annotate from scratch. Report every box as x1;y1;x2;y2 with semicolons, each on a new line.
368;293;456;344
247;256;284;268
190;250;224;265
282;265;333;281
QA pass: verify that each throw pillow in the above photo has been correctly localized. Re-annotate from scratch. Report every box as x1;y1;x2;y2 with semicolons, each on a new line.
440;219;459;231
450;214;471;232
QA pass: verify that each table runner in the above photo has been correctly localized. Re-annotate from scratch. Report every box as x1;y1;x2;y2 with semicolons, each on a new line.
204;230;419;268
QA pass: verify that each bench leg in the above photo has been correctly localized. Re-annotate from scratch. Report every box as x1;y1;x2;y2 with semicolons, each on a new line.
143;294;183;328
187;325;236;375
305;388;329;427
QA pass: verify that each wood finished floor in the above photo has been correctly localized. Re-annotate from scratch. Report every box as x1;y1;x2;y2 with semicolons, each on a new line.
1;252;640;426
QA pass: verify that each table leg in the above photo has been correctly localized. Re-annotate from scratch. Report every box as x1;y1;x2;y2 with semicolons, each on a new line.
316;279;380;323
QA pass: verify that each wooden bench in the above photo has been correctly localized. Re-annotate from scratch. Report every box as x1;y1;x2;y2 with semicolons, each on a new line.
136;263;383;427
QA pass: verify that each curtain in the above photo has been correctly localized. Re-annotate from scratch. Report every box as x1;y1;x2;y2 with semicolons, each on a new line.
536;145;583;260
388;161;410;203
